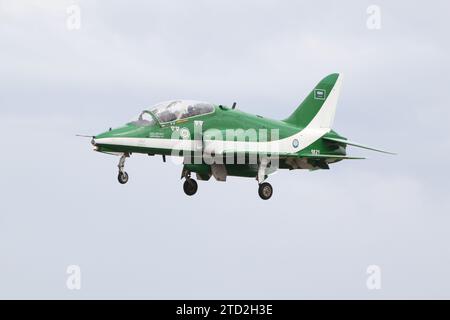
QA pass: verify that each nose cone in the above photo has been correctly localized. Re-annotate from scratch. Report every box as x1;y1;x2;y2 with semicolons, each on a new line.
94;125;135;140
94;128;114;141
92;126;133;153
91;129;114;147
91;124;148;150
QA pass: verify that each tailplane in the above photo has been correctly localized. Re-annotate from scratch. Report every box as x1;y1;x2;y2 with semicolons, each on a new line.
322;136;396;155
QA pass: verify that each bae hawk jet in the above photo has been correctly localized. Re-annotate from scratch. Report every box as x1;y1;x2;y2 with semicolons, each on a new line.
82;73;394;199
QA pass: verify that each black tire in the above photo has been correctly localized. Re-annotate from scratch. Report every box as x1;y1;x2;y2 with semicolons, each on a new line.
183;179;198;196
118;172;129;184
258;182;273;200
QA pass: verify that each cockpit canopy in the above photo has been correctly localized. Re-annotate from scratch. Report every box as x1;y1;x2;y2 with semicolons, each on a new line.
130;100;215;127
149;100;214;123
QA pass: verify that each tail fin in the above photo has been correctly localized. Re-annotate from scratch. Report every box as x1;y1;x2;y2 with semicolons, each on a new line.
283;73;343;129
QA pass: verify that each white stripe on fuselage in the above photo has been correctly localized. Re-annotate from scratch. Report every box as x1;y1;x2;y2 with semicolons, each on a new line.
93;127;330;155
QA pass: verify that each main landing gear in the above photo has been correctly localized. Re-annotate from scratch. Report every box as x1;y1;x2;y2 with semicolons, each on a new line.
182;171;198;196
258;182;273;200
117;153;130;184
257;158;273;200
183;178;198;196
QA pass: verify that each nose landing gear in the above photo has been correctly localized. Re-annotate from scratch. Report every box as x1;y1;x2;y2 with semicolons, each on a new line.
117;153;130;185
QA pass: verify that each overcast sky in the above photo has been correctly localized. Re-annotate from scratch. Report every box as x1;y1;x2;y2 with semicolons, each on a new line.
1;0;450;299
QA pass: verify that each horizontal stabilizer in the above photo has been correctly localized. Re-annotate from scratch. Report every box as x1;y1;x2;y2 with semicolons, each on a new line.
300;153;365;160
323;137;396;155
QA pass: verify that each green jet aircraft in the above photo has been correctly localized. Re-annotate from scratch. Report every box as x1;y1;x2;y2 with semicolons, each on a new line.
83;73;394;200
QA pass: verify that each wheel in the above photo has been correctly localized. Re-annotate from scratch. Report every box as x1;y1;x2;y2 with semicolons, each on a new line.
183;178;198;196
258;182;273;200
118;171;129;184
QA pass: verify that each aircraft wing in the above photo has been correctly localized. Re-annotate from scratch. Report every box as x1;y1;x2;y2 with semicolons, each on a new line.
322;137;396;155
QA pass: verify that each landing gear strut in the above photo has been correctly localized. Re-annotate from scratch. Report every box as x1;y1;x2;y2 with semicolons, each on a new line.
117;153;130;184
182;171;198;196
258;182;273;200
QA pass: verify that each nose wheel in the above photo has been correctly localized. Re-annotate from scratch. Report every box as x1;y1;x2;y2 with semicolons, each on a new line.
258;182;273;200
118;171;129;184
